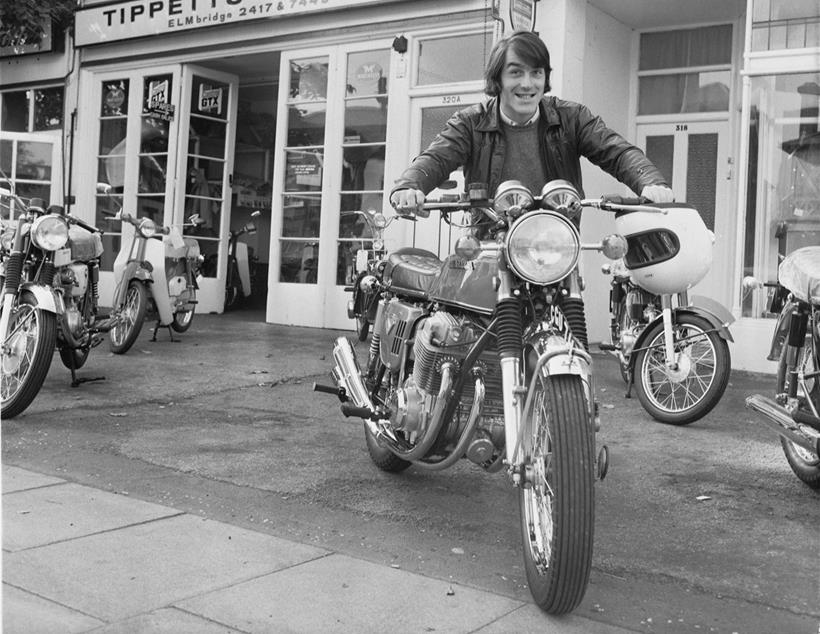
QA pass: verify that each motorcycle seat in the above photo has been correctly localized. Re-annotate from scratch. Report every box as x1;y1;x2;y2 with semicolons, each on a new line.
383;247;442;298
779;246;820;303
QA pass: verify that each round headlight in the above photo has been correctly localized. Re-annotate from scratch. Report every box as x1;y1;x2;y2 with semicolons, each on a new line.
493;180;534;215
31;215;69;251
372;212;387;229
505;211;580;284
138;218;157;238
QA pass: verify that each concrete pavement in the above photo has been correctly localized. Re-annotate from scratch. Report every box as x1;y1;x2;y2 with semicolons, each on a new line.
2;464;631;633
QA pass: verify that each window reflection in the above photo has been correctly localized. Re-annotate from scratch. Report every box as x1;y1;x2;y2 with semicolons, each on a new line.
285;149;324;191
289;58;329;102
282;194;321;238
416;33;491;86
280;239;318;283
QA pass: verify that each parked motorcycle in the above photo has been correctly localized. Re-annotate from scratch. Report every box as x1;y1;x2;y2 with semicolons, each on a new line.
745;246;820;489
104;185;204;354
1;184;112;419
599;206;734;424
314;179;675;614
345;207;396;341
225;210;261;310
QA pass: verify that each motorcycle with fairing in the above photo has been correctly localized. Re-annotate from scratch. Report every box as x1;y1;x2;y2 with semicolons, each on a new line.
600;207;734;425
746;247;820;489
1;184;112;419
314;179;673;614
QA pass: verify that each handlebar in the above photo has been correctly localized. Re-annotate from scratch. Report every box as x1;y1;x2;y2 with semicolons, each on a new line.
116;212;171;235
68;215;103;234
415;194;666;216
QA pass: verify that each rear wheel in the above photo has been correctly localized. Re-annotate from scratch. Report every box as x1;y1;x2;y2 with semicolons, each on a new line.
520;373;594;615
171;305;195;332
633;313;731;425
110;281;148;354
1;296;57;419
776;341;820;489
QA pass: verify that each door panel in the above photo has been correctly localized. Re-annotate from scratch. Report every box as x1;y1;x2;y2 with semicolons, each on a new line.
637;121;731;304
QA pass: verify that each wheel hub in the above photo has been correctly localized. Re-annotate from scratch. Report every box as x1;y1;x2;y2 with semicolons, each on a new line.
2;331;26;373
663;350;692;383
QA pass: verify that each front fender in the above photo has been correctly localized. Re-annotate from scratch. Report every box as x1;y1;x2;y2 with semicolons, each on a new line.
20;283;63;314
632;302;734;361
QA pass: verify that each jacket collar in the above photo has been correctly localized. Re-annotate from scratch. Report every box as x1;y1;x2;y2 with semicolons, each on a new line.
476;96;561;132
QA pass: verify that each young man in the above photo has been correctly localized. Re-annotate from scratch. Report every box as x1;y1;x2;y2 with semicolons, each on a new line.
389;30;673;216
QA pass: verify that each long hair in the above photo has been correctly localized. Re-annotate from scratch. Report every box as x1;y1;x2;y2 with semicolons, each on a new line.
484;31;552;96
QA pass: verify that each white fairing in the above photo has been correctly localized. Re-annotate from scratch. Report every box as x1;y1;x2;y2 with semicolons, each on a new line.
616;206;713;295
779;246;820;303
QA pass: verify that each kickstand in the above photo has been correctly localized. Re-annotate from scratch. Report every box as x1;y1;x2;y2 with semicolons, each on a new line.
151;322;178;342
624;372;633;399
67;352;105;388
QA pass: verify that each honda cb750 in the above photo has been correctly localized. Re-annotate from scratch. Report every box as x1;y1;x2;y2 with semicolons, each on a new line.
600;206;734;425
313;179;682;614
746;246;820;489
1;185;112;419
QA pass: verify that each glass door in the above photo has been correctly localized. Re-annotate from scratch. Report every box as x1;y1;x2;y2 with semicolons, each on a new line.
269;42;393;328
176;65;239;314
637;120;731;304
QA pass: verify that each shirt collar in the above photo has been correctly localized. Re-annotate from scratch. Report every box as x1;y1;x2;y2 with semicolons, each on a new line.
500;107;540;128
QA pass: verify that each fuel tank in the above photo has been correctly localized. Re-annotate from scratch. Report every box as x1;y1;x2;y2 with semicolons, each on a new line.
428;250;498;315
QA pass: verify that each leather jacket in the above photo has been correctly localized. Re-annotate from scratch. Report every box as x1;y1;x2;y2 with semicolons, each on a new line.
391;95;668;198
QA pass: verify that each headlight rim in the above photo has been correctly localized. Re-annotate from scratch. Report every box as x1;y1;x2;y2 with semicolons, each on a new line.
138;218;158;239
504;210;580;285
30;214;70;252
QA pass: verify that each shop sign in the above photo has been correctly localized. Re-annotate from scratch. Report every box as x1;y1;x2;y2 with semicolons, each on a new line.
146;79;176;121
198;84;223;115
75;0;401;47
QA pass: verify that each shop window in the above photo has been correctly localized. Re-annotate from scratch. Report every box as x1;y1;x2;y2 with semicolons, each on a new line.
741;72;820;317
0;137;55;219
416;32;491;87
280;56;328;284
751;0;820;51
638;26;731;115
0;86;63;132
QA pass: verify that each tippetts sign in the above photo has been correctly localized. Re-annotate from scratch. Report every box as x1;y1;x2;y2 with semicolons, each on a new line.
75;0;390;46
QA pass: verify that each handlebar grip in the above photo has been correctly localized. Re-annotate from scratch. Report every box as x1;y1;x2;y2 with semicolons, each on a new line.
601;195;647;206
70;216;102;234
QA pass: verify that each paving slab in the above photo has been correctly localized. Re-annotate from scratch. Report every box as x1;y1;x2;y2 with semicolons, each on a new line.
2;464;64;493
176;553;523;634
89;607;244;633
474;603;634;633
2;583;104;634
4;513;328;622
3;482;182;551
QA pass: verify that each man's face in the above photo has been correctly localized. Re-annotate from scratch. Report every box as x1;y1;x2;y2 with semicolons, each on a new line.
499;48;546;124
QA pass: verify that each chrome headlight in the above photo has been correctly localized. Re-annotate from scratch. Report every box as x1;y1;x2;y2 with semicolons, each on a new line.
138;218;157;238
372;212;387;229
505;211;580;284
31;215;69;251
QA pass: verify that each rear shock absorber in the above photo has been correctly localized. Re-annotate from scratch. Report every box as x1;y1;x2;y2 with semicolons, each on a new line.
495;297;523;359
562;296;589;351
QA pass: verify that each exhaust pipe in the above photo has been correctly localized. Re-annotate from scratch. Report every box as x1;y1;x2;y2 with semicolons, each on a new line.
745;394;820;456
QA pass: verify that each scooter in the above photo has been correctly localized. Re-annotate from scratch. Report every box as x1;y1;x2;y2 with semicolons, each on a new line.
225;210;260;310
105;186;204;354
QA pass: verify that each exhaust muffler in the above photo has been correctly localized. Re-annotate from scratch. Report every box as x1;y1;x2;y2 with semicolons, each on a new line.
745;394;820;456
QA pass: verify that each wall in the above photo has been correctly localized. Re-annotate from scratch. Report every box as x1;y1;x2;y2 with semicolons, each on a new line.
579;5;635;345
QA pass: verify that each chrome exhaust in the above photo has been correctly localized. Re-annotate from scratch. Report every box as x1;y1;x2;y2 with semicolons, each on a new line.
745;394;820;456
331;336;375;412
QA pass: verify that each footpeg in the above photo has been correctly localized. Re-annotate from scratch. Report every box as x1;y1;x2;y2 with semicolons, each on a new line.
597;342;618;351
341;403;378;420
313;383;347;401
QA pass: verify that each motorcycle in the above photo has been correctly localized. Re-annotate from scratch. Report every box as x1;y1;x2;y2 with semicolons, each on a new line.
313;179;684;614
599;206;734;424
345;207;397;341
1;184;112;419
745;246;820;489
104;185;204;354
225;210;261;310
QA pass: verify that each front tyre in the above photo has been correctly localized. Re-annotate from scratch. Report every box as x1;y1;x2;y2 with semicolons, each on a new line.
776;341;820;489
520;374;594;615
633;313;730;425
1;296;57;419
364;423;411;473
110;281;149;354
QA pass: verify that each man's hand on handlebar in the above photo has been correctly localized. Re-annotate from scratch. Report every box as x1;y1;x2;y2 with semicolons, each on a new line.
640;184;675;203
389;189;430;218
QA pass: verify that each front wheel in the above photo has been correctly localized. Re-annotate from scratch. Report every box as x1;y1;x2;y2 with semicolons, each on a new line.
520;374;594;615
110;281;148;354
776;342;820;489
633;313;731;425
364;423;411;472
1;296;58;419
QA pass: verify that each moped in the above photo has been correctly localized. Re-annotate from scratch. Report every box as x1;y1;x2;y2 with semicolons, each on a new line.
225;210;261;310
1;183;111;418
105;187;204;354
746;247;820;489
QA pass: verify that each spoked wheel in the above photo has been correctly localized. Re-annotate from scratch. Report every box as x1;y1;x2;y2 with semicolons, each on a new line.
776;340;820;489
633;314;731;425
1;295;57;419
520;373;594;615
110;281;148;354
